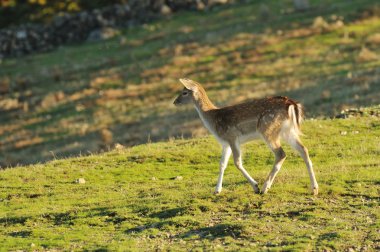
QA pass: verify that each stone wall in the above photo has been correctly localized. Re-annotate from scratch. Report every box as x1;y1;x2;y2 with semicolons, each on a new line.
0;0;237;58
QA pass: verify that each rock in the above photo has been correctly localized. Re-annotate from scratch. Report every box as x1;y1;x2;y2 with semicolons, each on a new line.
196;0;206;10
16;30;27;39
332;20;344;29
172;176;183;181
53;15;69;27
114;143;125;150
75;178;86;184
208;0;228;7
293;0;310;11
160;4;172;15
0;1;236;58
0;77;10;94
312;16;329;30
335;113;349;119
335;108;365;119
87;27;120;41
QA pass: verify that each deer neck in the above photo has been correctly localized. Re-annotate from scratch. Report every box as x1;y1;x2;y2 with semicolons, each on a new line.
193;90;218;134
193;89;217;113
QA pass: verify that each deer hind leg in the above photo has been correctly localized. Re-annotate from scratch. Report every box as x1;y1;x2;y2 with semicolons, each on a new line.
230;141;260;194
215;145;232;194
262;137;286;194
286;134;318;195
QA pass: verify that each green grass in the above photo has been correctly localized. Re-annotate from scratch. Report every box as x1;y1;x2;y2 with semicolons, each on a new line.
1;0;380;166
0;114;379;251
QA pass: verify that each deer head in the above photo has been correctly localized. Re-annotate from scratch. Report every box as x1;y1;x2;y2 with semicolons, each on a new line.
173;78;199;106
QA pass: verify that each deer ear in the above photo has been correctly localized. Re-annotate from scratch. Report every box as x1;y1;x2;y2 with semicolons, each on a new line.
179;78;198;92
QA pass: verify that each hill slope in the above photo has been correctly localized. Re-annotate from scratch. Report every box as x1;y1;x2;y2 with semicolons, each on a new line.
0;113;379;250
1;0;380;166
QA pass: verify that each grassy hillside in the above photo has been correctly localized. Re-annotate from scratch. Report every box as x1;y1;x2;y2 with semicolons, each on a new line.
1;0;380;166
0;112;379;250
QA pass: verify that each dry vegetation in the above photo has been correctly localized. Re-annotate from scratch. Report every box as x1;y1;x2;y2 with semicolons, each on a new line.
0;0;380;166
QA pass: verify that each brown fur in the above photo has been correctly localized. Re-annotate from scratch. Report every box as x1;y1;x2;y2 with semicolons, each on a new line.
184;82;303;143
174;78;318;195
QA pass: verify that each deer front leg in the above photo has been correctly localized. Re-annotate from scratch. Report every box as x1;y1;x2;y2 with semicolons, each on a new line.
215;145;232;194
230;142;260;194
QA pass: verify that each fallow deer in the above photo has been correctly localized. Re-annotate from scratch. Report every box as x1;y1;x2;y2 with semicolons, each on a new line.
174;78;318;195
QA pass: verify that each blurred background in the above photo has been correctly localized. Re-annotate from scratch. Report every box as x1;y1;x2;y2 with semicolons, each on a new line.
0;0;379;167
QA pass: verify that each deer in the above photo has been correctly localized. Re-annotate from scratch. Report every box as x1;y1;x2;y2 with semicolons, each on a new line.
173;78;318;195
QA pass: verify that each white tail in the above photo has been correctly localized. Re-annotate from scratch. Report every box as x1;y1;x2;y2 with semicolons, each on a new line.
288;104;303;136
174;78;318;195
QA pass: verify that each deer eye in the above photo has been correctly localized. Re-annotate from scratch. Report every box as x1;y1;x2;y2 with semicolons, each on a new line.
182;91;189;96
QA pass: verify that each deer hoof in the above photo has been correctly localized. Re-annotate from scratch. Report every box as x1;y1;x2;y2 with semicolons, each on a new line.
261;182;271;194
253;184;260;194
261;188;269;194
312;187;319;195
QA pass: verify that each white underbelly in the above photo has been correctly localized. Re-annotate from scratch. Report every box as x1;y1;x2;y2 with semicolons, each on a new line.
238;132;261;144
